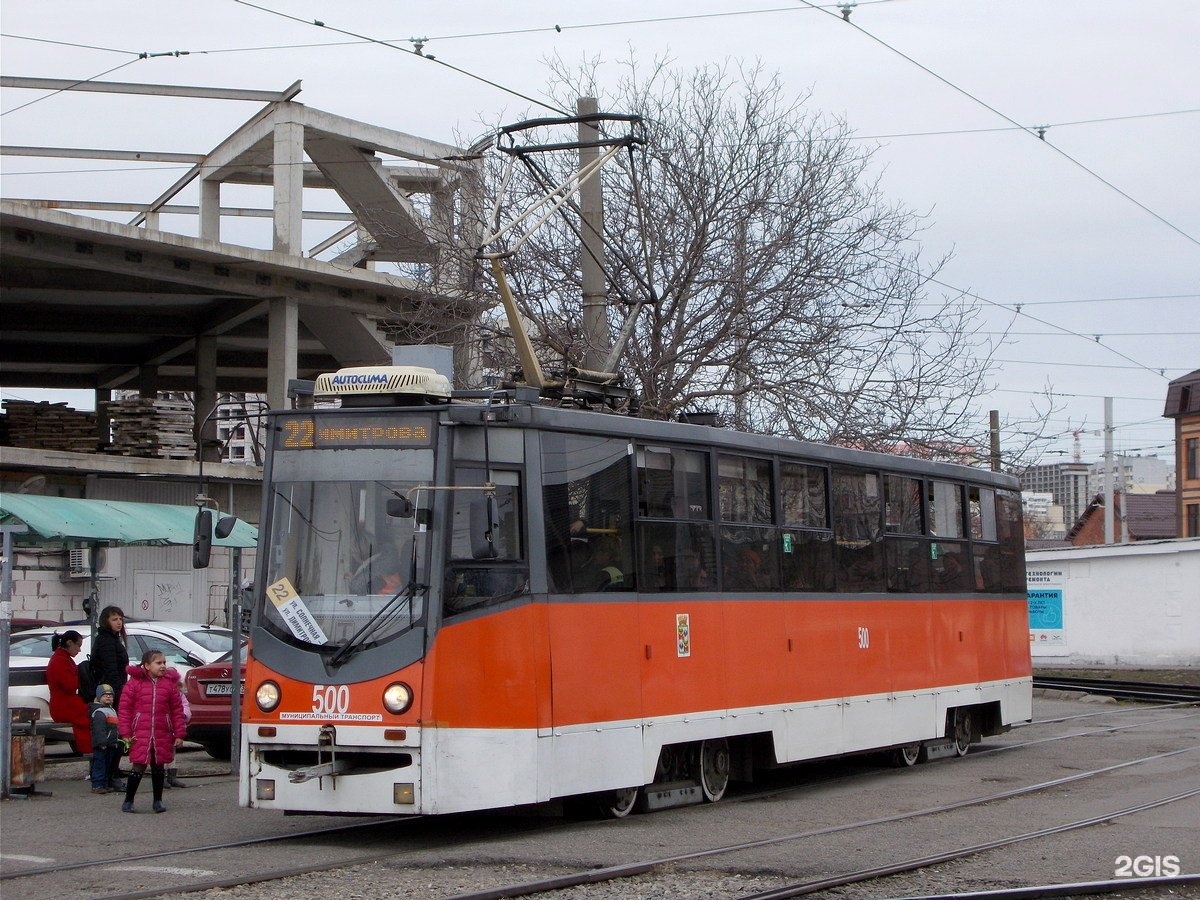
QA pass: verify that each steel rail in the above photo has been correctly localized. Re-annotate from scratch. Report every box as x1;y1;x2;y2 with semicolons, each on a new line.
738;789;1200;899
885;873;1200;899
445;747;1200;900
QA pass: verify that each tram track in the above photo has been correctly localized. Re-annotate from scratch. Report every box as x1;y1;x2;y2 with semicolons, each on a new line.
23;741;1192;900
1032;676;1200;704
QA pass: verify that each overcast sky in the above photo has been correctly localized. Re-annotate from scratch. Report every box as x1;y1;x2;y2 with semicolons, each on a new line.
2;0;1197;471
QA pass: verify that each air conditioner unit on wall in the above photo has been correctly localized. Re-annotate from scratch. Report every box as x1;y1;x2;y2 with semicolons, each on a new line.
63;547;122;580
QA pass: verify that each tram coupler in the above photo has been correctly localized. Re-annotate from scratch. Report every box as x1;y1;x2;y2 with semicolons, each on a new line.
286;724;344;788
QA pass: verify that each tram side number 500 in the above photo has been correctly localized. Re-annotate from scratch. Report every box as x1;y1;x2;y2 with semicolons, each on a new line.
857;626;870;650
312;684;350;714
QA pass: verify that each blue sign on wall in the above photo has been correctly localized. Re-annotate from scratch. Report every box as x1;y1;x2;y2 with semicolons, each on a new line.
1028;588;1064;630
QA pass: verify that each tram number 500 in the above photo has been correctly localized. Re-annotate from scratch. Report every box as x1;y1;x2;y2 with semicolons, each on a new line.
312;684;350;714
856;626;870;650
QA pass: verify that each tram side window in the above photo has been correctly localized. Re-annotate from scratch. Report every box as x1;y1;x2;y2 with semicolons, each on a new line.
886;538;930;593
884;475;924;534
542;434;634;593
927;481;965;538
929;541;971;593
638;446;710;520
639;521;718;592
969;486;998;593
994;489;1026;592
780;462;834;592
444;468;528;618
831;469;884;592
637;445;716;592
968;486;997;541
718;454;778;591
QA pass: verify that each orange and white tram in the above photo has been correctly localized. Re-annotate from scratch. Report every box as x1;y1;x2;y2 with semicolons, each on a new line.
240;366;1031;816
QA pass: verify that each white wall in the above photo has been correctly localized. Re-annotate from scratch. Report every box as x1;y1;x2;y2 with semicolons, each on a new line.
1026;539;1200;667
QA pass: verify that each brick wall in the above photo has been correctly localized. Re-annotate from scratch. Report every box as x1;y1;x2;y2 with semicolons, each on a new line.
6;548;90;623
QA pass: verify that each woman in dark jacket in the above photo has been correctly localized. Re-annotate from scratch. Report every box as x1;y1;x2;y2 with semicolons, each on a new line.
46;630;93;755
92;605;131;710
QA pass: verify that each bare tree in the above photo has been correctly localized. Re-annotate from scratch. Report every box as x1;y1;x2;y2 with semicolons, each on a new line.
448;57;1063;472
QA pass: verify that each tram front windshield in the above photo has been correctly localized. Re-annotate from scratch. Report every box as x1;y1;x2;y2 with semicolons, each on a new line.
261;479;425;649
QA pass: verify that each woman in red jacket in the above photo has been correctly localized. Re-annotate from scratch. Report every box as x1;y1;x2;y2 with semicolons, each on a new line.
118;649;186;813
46;630;93;756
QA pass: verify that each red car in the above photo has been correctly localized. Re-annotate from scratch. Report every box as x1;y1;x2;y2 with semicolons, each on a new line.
184;645;246;759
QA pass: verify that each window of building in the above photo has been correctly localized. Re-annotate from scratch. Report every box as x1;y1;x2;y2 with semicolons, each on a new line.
1187;437;1199;482
1188;503;1200;538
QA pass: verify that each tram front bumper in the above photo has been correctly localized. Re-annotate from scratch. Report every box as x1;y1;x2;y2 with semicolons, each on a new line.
244;723;421;814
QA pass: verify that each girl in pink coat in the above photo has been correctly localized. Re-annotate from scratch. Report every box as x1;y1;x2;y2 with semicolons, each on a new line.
118;649;186;813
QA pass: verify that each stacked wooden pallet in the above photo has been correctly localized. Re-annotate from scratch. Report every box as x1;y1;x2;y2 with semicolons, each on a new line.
103;396;196;459
0;400;99;452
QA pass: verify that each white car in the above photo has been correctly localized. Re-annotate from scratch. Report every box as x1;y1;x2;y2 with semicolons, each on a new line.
7;621;234;745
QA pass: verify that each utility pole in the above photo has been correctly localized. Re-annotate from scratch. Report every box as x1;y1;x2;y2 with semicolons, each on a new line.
1103;397;1114;544
989;410;1002;472
578;97;609;372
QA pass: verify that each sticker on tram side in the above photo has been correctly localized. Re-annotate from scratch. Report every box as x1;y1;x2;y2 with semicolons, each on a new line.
676;613;691;657
266;577;329;644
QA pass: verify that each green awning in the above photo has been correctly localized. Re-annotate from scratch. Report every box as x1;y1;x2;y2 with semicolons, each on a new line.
0;493;257;547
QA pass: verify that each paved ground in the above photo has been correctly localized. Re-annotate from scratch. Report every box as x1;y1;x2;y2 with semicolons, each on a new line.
3;693;1197;899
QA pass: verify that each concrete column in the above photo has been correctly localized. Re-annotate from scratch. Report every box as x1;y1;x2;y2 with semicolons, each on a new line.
268;297;298;411
273;107;305;255
195;335;219;462
199;177;221;242
270;105;304;410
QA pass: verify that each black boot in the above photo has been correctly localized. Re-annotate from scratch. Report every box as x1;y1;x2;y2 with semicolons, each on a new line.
151;770;166;813
166;767;187;788
122;772;143;812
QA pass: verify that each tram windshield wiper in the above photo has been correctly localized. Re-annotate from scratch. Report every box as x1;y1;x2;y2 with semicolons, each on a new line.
329;581;424;667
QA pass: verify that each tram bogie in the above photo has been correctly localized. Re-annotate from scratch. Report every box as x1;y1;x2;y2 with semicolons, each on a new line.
239;366;1032;817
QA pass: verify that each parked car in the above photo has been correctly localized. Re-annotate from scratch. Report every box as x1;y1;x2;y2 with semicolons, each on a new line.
7;621;234;745
184;644;247;759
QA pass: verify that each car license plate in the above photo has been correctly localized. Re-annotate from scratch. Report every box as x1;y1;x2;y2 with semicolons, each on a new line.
205;683;239;696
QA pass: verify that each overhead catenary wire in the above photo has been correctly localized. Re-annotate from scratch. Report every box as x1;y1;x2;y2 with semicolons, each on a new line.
229;0;569;116
797;0;1200;250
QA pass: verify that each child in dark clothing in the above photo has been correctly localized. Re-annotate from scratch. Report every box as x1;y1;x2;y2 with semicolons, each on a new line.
88;684;124;794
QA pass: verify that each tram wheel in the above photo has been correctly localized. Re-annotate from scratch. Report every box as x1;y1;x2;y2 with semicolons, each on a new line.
599;786;640;819
893;743;923;767
952;709;974;757
697;738;730;802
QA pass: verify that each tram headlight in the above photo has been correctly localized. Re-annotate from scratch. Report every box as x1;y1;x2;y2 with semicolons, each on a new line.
255;680;281;713
382;682;413;714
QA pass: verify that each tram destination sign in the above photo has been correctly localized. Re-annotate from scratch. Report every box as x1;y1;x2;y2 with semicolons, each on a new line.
275;413;434;450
